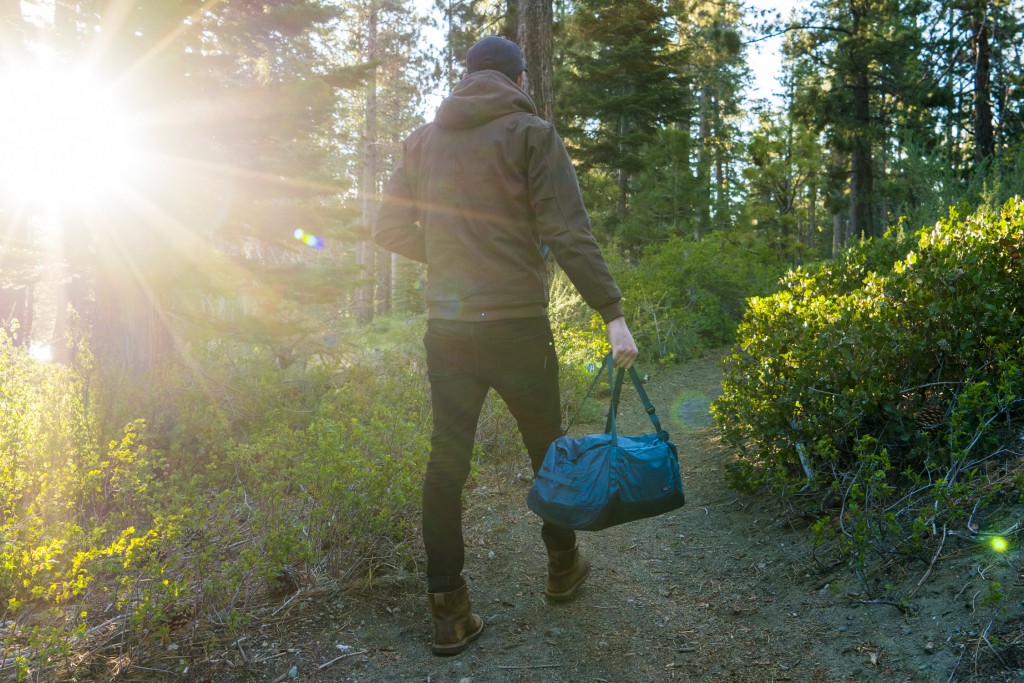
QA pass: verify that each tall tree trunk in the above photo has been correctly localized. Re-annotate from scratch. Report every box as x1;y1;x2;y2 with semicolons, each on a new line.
847;1;874;239
516;0;553;122
376;247;390;317
616;114;629;226
832;212;844;258
695;85;713;240
807;183;818;251
356;6;378;325
713;91;727;231
970;1;994;161
503;0;518;43
849;70;874;238
945;4;958;170
390;252;401;312
91;221;174;372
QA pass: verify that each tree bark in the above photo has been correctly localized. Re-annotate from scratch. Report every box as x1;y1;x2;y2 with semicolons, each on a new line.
617;115;629;225
970;1;994;161
695;85;713;240
713;90;727;231
356;5;379;325
376;246;390;317
849;73;874;239
847;0;874;241
832;212;844;258
516;0;553;123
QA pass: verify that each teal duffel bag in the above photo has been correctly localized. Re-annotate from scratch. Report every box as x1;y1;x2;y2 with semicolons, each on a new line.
527;354;685;531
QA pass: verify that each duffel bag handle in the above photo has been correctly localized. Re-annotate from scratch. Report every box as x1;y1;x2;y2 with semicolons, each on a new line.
601;354;670;444
562;354;670;444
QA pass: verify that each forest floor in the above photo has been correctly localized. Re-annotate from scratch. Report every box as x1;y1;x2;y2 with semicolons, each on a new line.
169;353;1023;683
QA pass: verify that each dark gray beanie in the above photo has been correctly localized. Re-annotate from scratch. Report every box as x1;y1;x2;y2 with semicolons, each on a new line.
466;36;526;80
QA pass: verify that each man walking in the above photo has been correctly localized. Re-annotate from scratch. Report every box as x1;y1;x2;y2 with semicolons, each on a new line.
373;35;638;656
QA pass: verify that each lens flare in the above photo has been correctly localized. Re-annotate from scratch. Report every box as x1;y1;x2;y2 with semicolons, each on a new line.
989;536;1008;553
292;228;324;250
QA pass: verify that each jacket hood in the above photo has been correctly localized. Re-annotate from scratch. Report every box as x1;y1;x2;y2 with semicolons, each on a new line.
434;70;538;130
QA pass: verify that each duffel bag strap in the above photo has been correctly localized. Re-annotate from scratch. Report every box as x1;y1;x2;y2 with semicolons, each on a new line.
625;365;670;442
561;353;613;437
566;353;670;444
602;354;670;443
603;355;624;434
603;355;623;446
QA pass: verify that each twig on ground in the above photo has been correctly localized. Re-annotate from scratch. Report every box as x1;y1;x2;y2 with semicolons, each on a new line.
317;649;367;671
979;620;1010;669
907;524;947;599
947;649;964;683
496;663;563;670
270;669;295;683
271;590;305;618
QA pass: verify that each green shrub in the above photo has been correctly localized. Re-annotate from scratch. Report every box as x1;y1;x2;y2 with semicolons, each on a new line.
715;198;1024;582
610;232;788;361
0;330;436;679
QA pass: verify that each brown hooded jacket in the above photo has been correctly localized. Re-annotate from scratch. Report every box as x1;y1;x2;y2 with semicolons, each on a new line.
373;69;623;324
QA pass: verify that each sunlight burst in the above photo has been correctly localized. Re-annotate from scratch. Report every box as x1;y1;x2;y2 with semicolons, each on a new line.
0;61;144;210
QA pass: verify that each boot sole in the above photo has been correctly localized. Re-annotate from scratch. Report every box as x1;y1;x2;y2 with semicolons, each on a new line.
432;619;484;656
544;564;591;602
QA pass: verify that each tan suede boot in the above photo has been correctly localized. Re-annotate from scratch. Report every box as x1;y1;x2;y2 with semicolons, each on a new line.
545;546;591;601
426;584;484;655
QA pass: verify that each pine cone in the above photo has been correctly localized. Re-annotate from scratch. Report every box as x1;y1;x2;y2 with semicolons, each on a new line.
915;404;947;432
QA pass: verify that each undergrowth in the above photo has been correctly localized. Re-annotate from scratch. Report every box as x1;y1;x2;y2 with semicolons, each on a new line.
0;329;436;680
0;292;616;680
714;198;1024;616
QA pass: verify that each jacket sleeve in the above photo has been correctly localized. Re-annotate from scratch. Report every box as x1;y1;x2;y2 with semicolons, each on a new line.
527;123;624;323
373;155;427;264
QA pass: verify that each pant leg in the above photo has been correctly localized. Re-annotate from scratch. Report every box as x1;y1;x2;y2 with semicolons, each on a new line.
483;319;577;552
422;325;490;591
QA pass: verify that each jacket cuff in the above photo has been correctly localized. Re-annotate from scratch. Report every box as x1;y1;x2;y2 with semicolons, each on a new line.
598;302;624;324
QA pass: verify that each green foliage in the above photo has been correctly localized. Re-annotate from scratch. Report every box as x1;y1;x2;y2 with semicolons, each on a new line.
715;198;1024;583
614;232;788;361
621;129;695;246
0;325;435;679
548;267;609;370
1;295;621;677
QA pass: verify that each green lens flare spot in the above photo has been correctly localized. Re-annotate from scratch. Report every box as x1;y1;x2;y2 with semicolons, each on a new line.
672;391;712;431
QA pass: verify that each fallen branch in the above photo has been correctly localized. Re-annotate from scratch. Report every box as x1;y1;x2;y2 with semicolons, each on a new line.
317;649;367;671
907;524;947;599
496;663;562;670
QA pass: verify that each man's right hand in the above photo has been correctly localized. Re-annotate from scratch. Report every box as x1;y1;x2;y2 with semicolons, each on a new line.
606;317;638;368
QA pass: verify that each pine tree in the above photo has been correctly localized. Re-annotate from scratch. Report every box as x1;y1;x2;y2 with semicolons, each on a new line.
786;0;939;240
557;0;686;235
676;0;747;237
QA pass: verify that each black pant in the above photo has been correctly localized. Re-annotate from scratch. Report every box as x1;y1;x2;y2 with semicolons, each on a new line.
422;317;576;592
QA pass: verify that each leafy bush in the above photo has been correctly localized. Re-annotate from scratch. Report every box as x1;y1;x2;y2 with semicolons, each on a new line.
614;232;788;361
714;198;1024;582
0;327;435;679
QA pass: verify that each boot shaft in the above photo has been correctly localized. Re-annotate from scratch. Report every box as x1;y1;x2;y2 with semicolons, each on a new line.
546;546;590;601
427;584;483;655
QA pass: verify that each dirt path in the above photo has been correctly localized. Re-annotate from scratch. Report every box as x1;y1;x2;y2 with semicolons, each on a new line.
205;354;1018;683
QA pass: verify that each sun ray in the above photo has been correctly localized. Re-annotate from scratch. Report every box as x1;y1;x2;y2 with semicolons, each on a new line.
109;0;227;89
